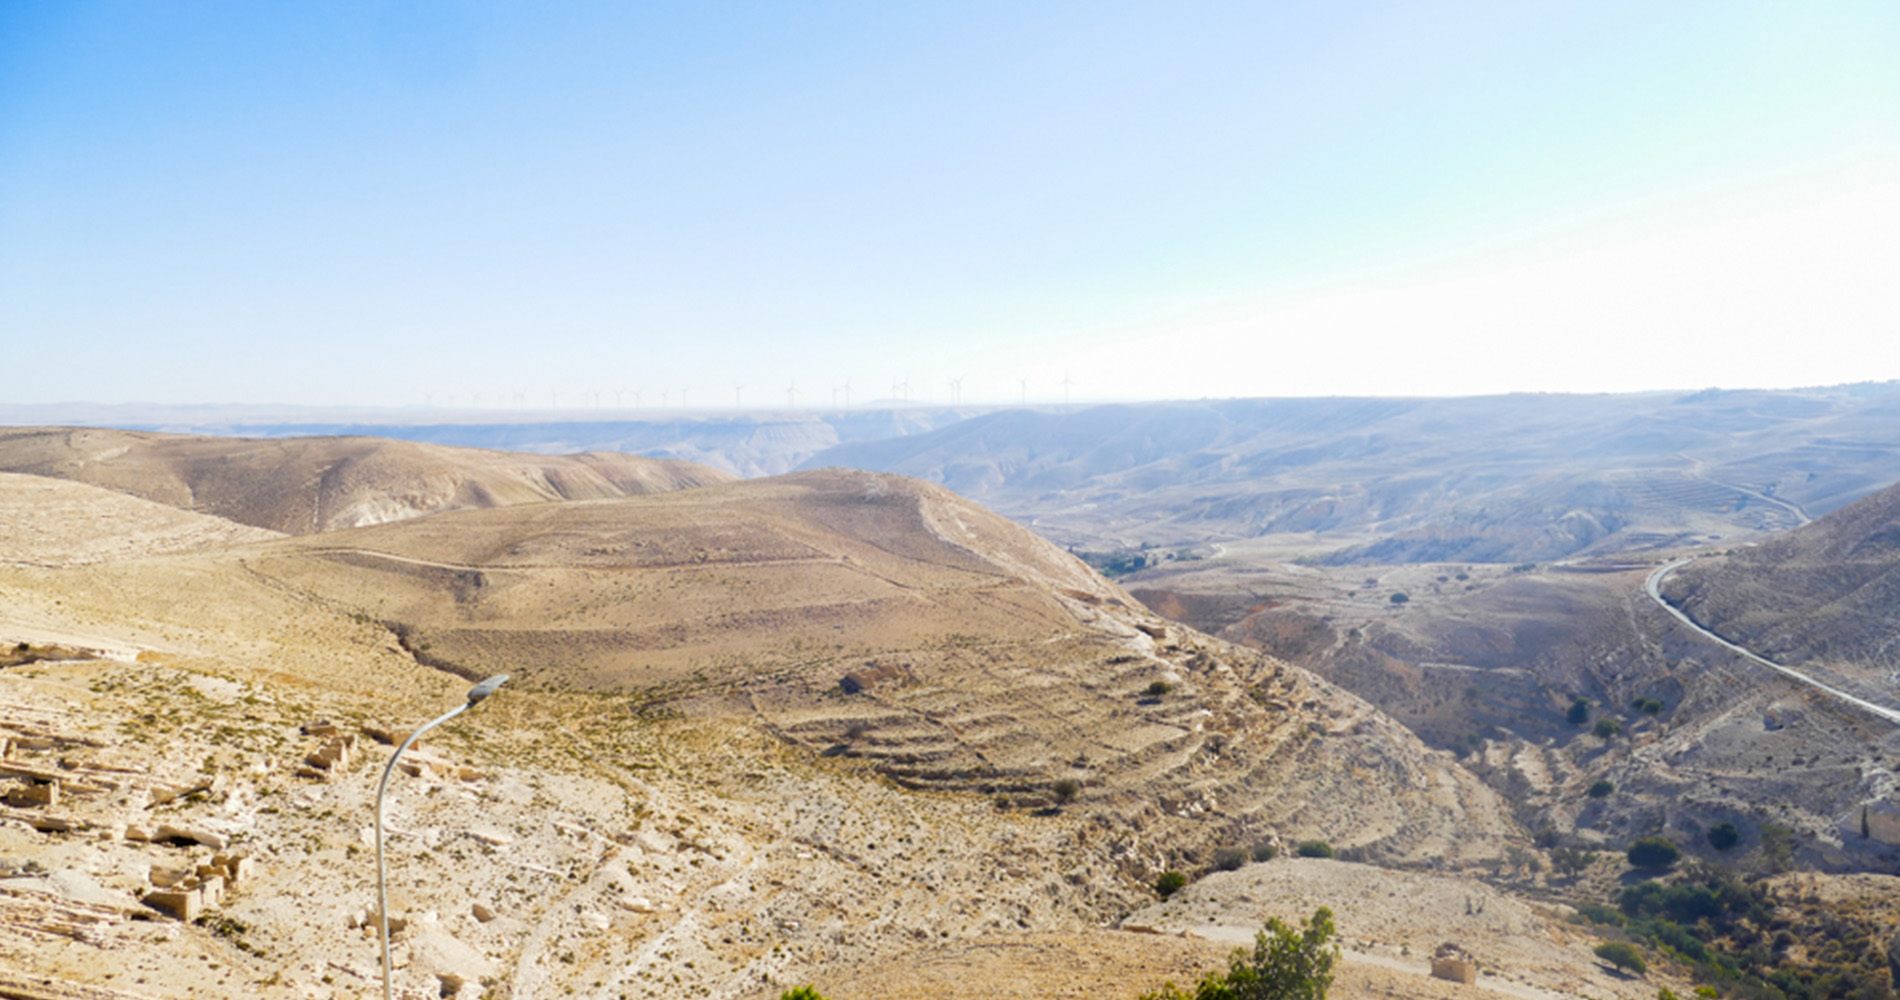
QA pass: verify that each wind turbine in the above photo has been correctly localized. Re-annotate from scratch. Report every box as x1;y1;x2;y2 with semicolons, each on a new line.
839;379;853;408
895;374;911;404
659;389;670;408
734;384;744;408
550;390;560;409
947;376;964;405
632;390;642;409
1062;374;1073;405
1018;378;1027;405
786;381;797;408
680;387;689;409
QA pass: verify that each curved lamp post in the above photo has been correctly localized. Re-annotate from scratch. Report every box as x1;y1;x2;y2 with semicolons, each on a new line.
376;674;508;1000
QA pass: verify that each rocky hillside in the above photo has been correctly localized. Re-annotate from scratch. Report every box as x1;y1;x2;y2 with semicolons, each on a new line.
0;456;1567;1000
1129;556;1900;874
0;426;733;534
1664;478;1900;667
235;469;1520;871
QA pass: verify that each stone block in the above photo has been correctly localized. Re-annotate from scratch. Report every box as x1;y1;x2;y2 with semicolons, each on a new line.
144;888;200;922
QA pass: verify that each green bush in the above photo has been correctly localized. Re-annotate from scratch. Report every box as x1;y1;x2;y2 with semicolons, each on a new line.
1295;840;1333;859
1388;592;1409;604
1251;841;1278;863
1053;778;1080;803
1147;680;1173;696
1587;779;1614;798
1138;907;1338;1000
1156;871;1188;898
1567;698;1590;726
1213;846;1249;871
780;988;829;1000
1594;941;1647;975
1594;718;1622;739
1706;821;1740;851
1626;837;1680;871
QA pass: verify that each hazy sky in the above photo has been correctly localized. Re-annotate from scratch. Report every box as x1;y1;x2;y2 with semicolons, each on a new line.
4;2;1898;409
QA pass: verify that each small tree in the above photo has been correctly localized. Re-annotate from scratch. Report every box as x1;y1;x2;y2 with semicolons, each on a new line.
1139;907;1339;1000
780;988;829;1000
1156;871;1188;898
1626;837;1680;871
1594;941;1646;975
1706;822;1740;851
1587;779;1614;798
1594;718;1622;739
1052;778;1080;803
1567;698;1590;726
1388;592;1409;605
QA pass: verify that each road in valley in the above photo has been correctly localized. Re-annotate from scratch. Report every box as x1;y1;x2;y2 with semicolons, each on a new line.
1644;558;1900;725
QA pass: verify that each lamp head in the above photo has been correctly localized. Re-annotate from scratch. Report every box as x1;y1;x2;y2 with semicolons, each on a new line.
466;674;509;706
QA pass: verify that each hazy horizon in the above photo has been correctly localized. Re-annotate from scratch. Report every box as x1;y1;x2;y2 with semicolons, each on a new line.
6;2;1898;408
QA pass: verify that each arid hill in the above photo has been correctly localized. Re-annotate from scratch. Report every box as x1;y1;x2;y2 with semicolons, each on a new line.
0;426;732;534
237;468;1519;870
1128;554;1900;872
1664;478;1900;668
0;472;280;567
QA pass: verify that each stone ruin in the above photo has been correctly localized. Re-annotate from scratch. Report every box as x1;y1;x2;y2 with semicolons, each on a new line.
1431;942;1477;984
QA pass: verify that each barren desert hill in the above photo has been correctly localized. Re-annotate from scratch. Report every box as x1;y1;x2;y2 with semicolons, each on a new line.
0;461;1583;1000
1126;551;1900;873
0;426;734;535
1664;476;1900;667
0;471;281;567
227;467;1522;871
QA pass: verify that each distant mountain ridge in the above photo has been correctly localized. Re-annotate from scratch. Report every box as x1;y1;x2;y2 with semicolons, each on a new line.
798;385;1900;562
0;427;733;534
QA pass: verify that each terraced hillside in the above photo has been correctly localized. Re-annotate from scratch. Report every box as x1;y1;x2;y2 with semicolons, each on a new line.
0;426;732;534
236;469;1519;870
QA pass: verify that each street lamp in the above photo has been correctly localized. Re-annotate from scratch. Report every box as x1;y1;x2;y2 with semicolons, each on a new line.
376;675;508;1000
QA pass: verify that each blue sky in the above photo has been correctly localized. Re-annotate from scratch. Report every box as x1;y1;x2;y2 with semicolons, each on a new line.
4;2;1898;408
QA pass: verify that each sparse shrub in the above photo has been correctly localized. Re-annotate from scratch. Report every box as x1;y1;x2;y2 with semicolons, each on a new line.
1631;698;1664;715
1212;846;1248;872
1295;840;1333;859
1138;907;1337;1000
1594;941;1646;975
1251;841;1278;863
1626;837;1680;871
1567;698;1590;726
1550;846;1598;878
1455;572;1469;581
1052;778;1080;804
1594;718;1622;739
1706;821;1740;851
1156;871;1188;898
1388;592;1409;605
1575;901;1623;926
780;988;829;1000
1588;779;1614;798
1147;680;1172;697
1658;987;1681;1000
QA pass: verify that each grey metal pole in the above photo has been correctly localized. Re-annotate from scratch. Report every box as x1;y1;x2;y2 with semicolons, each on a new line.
377;675;508;1000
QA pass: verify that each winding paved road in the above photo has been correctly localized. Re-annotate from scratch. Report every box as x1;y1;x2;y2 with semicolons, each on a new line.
1644;558;1900;725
